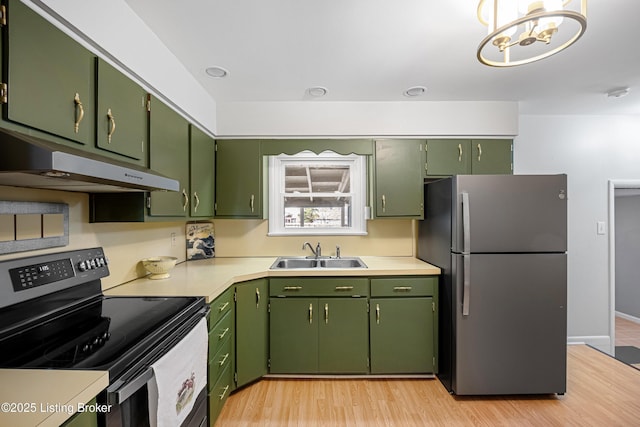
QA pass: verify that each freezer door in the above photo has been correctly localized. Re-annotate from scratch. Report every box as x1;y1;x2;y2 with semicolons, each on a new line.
452;175;567;253
452;253;567;395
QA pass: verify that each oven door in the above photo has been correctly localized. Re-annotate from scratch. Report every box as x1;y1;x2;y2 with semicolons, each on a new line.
102;385;207;427
99;306;209;427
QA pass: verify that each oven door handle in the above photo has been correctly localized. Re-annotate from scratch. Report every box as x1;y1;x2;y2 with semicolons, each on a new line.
107;367;154;404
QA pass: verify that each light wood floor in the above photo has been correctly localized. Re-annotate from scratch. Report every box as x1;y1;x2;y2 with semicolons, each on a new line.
216;345;640;426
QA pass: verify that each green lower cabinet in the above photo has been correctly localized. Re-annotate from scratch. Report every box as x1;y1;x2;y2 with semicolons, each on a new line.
209;364;233;426
235;279;269;387
318;298;369;374
269;298;318;374
60;398;98;427
369;297;435;374
269;296;369;374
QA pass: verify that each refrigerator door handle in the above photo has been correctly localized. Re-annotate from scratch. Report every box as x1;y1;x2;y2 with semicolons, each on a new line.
462;254;471;316
461;191;471;316
461;191;471;254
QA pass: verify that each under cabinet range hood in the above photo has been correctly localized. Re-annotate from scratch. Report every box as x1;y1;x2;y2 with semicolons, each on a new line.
0;128;180;193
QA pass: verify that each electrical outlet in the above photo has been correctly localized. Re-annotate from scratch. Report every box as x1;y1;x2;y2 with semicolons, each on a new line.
171;232;177;246
597;221;606;235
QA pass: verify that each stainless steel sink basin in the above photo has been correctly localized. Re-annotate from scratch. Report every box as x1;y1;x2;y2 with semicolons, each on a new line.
270;256;367;269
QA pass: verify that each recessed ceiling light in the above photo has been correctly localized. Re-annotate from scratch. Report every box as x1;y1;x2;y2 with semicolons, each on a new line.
606;87;630;98
307;87;328;97
205;66;229;78
404;86;427;97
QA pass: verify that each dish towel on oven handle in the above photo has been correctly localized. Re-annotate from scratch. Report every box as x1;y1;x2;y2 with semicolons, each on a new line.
148;317;208;427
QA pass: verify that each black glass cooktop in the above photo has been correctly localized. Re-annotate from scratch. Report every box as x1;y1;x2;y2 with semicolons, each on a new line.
0;295;202;373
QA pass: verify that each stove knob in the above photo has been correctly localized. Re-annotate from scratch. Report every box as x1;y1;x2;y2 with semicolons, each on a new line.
82;344;90;352
78;261;87;272
90;259;97;269
102;331;110;341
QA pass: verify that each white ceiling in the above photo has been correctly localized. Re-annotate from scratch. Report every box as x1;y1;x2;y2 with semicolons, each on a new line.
124;0;639;115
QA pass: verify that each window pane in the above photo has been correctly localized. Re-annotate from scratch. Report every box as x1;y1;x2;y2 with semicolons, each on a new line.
283;196;352;229
284;165;350;194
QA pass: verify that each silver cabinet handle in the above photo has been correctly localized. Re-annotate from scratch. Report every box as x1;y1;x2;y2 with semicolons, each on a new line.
218;327;230;340
193;192;200;213
458;143;463;162
382;194;386;212
376;303;380;324
309;303;313;324
218;302;229;312
256;287;260;309
107;108;116;143
218;353;229;367
182;189;189;211
393;286;412;292
283;286;302;291
250;194;255;212
325;303;329;324
477;143;482;162
335;286;354;291
218;385;230;400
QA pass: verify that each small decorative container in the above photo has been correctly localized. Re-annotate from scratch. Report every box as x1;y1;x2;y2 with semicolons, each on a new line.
141;256;177;280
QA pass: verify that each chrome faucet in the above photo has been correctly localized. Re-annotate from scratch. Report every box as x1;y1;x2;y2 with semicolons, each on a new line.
302;242;321;259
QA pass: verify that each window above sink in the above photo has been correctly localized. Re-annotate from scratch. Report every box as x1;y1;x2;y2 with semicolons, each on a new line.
267;151;367;236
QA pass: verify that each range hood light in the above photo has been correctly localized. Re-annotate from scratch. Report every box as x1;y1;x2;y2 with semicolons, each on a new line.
43;171;71;178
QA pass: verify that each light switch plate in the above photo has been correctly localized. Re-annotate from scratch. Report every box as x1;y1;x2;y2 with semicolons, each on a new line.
597;221;606;235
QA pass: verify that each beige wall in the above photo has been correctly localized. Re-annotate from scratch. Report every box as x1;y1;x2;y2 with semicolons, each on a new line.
0;186;416;290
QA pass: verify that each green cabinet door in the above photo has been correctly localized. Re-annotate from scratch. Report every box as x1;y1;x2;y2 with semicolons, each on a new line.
269;298;318;374
5;0;95;145
370;297;435;374
215;140;262;218
235;279;269;387
425;139;471;176
318;298;369;373
374;139;424;218
189;125;215;217
60;399;98;427
470;139;513;174
149;96;189;216
95;58;147;163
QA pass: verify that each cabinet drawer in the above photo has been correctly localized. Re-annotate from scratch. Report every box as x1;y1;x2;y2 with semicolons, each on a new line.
270;277;369;297
208;336;232;392
370;276;437;297
209;311;232;356
209;288;233;329
208;365;233;425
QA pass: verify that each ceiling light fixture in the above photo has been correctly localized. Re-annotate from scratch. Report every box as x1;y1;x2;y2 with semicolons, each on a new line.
404;86;427;97
477;0;587;67
606;87;630;99
205;66;229;78
307;87;328;97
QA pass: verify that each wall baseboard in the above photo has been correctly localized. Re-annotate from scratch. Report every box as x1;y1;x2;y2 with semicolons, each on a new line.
568;335;611;354
616;311;640;324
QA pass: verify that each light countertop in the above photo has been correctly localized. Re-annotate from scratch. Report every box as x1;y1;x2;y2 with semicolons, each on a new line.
105;256;441;303
0;369;109;427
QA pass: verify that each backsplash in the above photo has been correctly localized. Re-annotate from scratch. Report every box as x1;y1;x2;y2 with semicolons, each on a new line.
0;186;416;291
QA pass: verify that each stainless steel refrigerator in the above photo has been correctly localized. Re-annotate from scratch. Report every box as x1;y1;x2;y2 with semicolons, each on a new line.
418;174;567;395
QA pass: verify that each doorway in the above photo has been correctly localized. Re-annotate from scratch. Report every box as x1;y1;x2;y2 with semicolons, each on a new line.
608;180;640;369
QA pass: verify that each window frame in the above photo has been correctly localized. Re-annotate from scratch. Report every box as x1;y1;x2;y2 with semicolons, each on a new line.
267;151;368;236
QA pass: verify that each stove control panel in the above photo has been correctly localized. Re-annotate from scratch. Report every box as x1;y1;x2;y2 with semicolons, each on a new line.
6;248;110;293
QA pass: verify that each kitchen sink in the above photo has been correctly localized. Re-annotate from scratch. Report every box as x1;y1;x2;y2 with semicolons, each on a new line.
270;256;367;269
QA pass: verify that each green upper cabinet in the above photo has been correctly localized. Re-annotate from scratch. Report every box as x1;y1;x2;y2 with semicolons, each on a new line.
426;139;513;176
4;0;95;145
235;279;269;388
189;125;215;218
215;139;262;218
470;139;513;174
148;96;189;216
95;58;147;164
374;139;424;218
